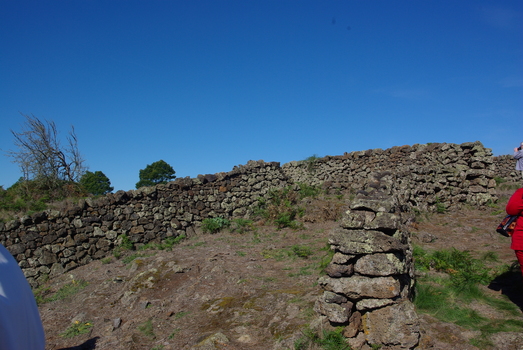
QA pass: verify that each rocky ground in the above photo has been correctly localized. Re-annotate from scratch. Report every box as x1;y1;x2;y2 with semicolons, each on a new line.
38;189;523;350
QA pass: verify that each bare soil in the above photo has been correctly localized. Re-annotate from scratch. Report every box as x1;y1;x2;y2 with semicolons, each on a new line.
39;191;523;350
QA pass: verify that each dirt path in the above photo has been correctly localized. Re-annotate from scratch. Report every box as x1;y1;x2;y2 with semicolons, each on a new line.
40;222;336;350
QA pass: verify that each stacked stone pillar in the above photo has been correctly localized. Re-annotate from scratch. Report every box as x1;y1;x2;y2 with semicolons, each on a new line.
315;194;420;350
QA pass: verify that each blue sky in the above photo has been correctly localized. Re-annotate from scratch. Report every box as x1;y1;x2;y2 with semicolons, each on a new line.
1;0;522;192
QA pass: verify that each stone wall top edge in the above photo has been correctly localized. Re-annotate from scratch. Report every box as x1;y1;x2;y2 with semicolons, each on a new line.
281;141;488;166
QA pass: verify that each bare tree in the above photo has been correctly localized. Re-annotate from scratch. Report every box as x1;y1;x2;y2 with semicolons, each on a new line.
8;114;86;186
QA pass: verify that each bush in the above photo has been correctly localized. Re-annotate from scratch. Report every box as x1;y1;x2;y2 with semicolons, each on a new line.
297;183;321;199
414;246;492;287
119;234;135;250
230;218;254;234
201;217;230;234
256;187;302;229
291;245;313;259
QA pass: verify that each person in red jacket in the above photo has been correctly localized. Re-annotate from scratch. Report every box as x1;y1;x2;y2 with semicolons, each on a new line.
506;188;523;276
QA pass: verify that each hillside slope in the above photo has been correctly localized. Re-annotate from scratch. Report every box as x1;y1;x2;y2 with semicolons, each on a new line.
38;191;523;350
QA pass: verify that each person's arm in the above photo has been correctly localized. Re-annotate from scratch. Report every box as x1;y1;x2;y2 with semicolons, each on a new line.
506;189;523;216
514;149;523;160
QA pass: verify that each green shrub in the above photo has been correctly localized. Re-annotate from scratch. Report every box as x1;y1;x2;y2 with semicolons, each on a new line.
435;197;447;213
119;234;134;250
230;218;254;234
297;183;321;199
291;245;313;259
414;246;494;292
255;184;322;229
201;217;230;234
256;187;302;229
414;246;523;345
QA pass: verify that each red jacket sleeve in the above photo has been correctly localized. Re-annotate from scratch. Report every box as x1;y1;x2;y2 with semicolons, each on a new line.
506;188;523;216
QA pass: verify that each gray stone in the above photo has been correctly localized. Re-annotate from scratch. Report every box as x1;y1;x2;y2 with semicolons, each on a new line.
93;227;105;237
314;299;353;324
355;298;395;311
323;291;348;304
354;253;406;276
339;210;370;229
350;198;397;213
365;212;402;231
343;311;362;338
362;301;420;349
318;275;401;300
329;228;407;255
8;243;26;255
38;249;58;265
331;252;356;264
325;262;354;277
105;230;118;239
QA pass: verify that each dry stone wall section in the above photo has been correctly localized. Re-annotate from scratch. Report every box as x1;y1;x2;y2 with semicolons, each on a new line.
283;141;498;211
493;154;522;183
0;141;511;288
0;160;287;287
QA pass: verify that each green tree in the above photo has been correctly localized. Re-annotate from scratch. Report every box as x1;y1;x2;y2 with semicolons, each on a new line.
136;160;176;188
80;171;113;195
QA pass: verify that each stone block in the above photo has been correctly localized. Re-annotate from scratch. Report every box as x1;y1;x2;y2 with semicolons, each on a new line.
318;275;401;300
354;253;406;276
329;228;406;255
362;301;420;349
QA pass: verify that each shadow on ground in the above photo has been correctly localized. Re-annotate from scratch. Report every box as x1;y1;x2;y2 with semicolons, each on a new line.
57;337;99;350
488;261;523;311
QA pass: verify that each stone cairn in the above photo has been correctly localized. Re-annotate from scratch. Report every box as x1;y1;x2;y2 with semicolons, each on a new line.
315;189;420;350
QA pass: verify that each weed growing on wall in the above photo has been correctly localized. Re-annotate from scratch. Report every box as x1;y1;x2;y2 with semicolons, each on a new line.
119;234;135;250
300;154;320;174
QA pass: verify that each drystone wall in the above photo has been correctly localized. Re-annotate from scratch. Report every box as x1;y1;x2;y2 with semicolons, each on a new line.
0;160;287;287
493;154;522;183
283;141;498;211
315;191;420;350
0;141;504;287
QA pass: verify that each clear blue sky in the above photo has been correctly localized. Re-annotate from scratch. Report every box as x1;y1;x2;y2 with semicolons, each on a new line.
1;0;522;192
